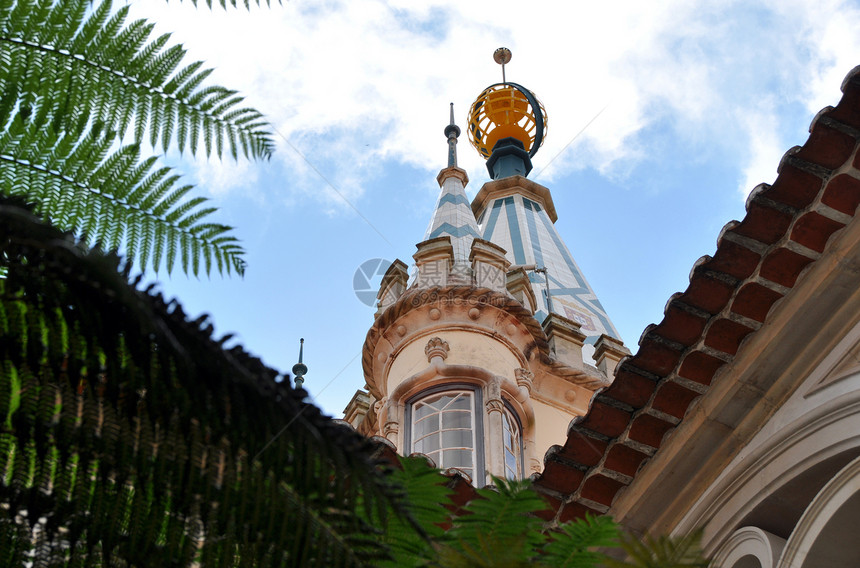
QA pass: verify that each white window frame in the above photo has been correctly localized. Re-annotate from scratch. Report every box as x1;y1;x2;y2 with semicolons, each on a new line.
405;384;485;484
501;404;523;480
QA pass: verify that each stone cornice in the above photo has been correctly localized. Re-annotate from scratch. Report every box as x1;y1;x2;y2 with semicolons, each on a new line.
437;166;469;187
361;285;608;398
471;175;558;223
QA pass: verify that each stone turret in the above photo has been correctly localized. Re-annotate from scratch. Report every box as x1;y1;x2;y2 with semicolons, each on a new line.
345;51;628;485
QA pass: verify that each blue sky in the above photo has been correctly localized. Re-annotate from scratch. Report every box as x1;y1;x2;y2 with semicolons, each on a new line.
126;0;860;418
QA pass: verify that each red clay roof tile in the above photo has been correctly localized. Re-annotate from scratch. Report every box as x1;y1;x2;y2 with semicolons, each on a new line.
821;174;860;215
731;282;785;323
677;350;726;385
530;66;860;525
790;211;848;252
652;381;703;420
759;247;816;287
580;474;626;507
704;318;756;356
599;370;658;410
652;299;709;346
603;444;650;478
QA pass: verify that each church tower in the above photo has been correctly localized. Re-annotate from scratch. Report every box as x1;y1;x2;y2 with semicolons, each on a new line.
347;50;629;485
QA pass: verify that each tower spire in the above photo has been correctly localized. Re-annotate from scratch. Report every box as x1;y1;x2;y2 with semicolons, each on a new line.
444;102;460;167
292;338;307;389
424;106;477;267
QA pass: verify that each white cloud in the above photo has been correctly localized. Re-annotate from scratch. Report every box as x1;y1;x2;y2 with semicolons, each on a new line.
736;106;785;198
125;0;860;205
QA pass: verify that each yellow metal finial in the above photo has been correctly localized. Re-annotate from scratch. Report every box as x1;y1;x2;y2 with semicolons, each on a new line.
493;47;512;83
467;48;547;161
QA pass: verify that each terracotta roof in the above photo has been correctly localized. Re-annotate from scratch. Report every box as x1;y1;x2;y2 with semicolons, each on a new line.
532;65;860;524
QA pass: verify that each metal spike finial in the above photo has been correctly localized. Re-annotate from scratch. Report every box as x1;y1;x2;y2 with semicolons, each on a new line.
493;47;512;83
292;338;308;389
443;102;461;167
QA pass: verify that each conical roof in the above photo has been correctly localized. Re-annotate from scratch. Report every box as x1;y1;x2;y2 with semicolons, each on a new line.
423;169;479;265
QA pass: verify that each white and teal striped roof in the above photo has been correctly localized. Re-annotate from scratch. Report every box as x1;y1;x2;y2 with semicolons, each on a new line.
423;170;479;265
475;183;620;346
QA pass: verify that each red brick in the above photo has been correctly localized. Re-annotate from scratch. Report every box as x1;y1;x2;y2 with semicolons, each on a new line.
822;173;860;215
652;381;702;420
731;282;784;323
580;474;626;507
705;318;755;356
760;247;815;287
628;414;675;449
604;444;650;477
678;351;725;386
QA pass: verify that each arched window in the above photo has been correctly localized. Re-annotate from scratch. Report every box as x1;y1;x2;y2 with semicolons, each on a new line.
502;405;522;479
409;389;480;481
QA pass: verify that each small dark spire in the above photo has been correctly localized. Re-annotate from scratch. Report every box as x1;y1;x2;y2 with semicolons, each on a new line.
292;338;307;389
444;102;460;168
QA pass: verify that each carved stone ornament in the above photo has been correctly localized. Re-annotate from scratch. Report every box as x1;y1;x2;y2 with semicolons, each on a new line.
383;421;399;437
515;368;534;393
486;398;505;415
425;337;450;362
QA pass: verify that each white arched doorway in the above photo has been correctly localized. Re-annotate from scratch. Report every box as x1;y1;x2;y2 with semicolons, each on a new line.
711;526;785;568
777;454;860;567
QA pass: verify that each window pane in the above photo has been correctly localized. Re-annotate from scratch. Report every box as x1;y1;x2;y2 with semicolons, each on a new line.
442;410;471;429
411;390;477;482
502;408;521;479
442;429;472;449
414;403;434;420
428;451;440;467
429;393;455;410
415;414;439;437
505;450;517;475
447;394;471;411
415;432;439;454
444;449;473;469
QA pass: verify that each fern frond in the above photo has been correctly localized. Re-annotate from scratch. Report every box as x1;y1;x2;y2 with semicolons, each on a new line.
0;0;274;159
606;529;709;568
0;120;245;275
541;514;619;568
